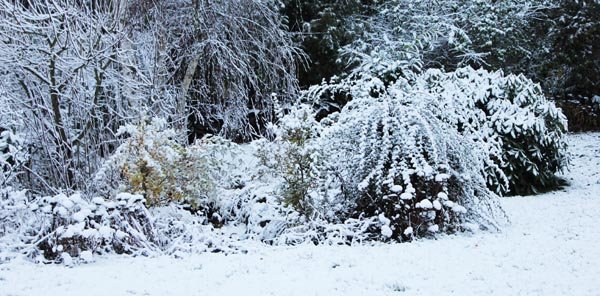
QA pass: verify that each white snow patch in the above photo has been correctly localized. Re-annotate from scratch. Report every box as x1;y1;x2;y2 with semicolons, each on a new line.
435;173;451;182
390;185;403;193
416;199;433;209
381;225;393;238
80;251;94;263
427;224;439;232
61;253;73;267
400;192;413;200
72;208;91;222
452;204;467;214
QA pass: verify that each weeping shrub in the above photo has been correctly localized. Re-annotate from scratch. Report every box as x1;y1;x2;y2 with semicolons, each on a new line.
309;85;506;240
256;74;506;241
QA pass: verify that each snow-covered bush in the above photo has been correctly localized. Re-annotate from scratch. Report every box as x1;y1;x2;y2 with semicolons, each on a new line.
257;105;322;216
34;192;158;261
0;189;159;263
0;188;30;262
95;118;233;214
1;186;271;263
310;83;505;240
414;67;569;195
0;128;26;187
311;66;569;195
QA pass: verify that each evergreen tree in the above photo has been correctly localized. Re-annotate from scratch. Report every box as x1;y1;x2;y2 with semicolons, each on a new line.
281;0;377;87
537;0;600;98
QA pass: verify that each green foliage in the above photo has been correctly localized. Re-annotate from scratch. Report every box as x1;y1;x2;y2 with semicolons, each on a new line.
497;76;569;194
257;105;321;216
416;67;569;195
280;0;377;86
536;0;600;98
98;118;233;213
556;97;600;132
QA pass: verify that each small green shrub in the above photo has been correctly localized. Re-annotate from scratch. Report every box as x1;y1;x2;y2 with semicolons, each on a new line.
257;105;321;216
95;118;226;213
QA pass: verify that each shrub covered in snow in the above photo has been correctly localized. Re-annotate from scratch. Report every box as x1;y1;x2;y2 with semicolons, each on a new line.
413;67;569;195
0;189;159;263
94;118;234;214
1;188;256;263
34;192;159;261
310;82;505;240
0;129;27;187
245;74;503;242
310;66;569;196
257;105;322;216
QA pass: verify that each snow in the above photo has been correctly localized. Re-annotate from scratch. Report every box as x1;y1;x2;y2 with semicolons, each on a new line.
427;224;439;232
60;253;73;267
452;204;467;213
379;214;393;238
1;133;599;296
72;208;92;223
380;225;393;238
416;199;433;209
400;192;413;200
435;173;451;182
79;251;94;263
390;185;403;192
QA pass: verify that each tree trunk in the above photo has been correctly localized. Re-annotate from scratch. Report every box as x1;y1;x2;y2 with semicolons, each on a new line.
49;58;74;188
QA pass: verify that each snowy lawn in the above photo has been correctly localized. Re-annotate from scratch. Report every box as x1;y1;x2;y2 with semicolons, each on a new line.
1;133;599;296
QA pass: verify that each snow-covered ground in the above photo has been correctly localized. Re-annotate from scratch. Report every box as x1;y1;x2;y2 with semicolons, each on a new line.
1;133;599;296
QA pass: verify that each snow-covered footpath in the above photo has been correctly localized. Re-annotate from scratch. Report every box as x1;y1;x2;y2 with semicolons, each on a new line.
1;133;599;296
